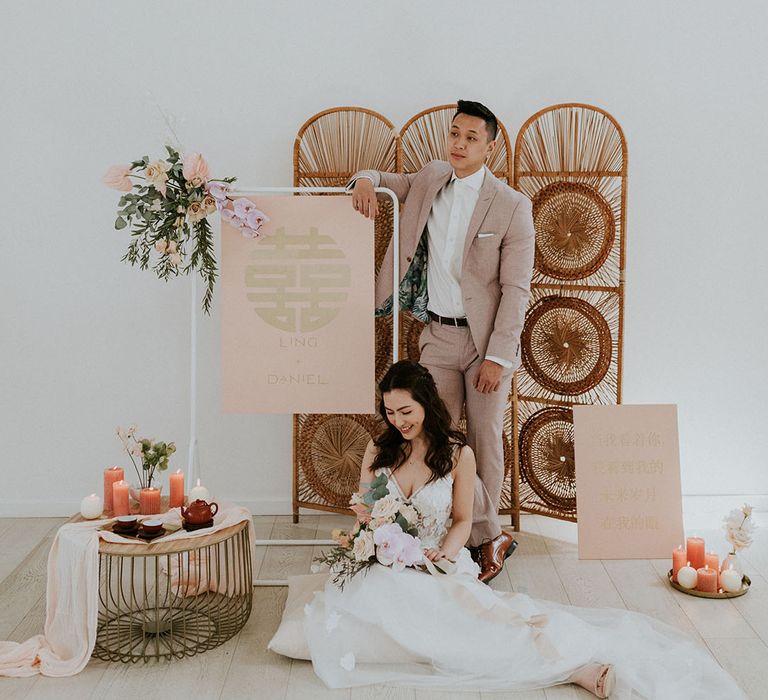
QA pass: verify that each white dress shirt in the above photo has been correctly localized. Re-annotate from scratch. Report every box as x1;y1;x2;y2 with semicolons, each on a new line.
426;168;512;369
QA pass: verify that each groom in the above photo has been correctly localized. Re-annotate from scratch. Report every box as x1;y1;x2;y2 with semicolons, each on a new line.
349;100;535;583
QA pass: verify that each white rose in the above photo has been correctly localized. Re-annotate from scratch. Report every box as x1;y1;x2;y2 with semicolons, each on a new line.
742;504;753;517
371;494;401;520
143;160;170;194
399;503;419;526
352;530;375;561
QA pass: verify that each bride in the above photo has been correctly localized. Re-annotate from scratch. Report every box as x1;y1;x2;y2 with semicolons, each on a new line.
270;361;745;698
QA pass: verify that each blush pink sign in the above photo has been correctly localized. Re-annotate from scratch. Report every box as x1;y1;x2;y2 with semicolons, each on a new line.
221;195;375;414
573;404;684;559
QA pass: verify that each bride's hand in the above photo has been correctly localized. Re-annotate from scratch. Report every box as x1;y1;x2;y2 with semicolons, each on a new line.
424;548;446;562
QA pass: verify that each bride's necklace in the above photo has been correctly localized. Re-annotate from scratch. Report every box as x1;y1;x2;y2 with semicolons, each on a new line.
401;444;427;468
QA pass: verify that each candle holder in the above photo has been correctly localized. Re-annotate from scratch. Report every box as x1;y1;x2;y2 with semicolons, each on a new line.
667;569;751;599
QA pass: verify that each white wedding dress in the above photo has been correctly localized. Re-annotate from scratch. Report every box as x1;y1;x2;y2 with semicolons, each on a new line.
270;468;745;698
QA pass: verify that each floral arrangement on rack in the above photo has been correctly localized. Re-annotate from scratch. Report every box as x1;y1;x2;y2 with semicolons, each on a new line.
116;424;176;489
723;503;756;554
315;472;448;589
103;147;270;313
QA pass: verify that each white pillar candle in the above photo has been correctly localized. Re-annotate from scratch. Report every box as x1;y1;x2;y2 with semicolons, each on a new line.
720;566;742;593
188;478;210;502
676;563;698;590
80;493;103;520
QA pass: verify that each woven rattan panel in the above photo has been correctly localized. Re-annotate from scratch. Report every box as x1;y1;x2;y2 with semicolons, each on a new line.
290;103;625;526
513;104;627;522
293;108;396;517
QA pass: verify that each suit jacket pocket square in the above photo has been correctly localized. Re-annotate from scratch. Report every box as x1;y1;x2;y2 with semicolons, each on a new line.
477;232;496;238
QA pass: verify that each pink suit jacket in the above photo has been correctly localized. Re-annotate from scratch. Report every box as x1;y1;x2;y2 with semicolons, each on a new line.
357;161;535;370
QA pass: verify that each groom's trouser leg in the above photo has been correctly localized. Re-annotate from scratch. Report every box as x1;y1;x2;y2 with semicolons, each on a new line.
463;356;514;547
418;322;507;548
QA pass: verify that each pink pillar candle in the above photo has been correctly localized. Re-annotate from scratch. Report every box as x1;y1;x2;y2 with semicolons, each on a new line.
139;487;161;515
705;552;719;587
169;470;185;508
112;480;130;516
103;466;124;512
672;545;687;583
696;565;718;593
686;537;706;570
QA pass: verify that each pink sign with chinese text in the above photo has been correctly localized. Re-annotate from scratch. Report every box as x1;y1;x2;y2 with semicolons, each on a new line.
573;404;684;559
221;195;375;414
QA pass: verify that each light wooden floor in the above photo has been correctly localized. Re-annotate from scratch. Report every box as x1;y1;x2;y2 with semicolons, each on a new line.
1;512;767;699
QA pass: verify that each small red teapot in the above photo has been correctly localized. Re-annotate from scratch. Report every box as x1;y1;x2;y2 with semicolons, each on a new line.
180;499;218;525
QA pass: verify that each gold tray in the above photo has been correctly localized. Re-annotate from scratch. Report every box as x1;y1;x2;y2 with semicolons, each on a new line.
99;520;181;543
667;569;751;598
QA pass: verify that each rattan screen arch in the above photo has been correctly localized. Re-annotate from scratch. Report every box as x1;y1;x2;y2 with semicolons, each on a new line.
513;104;628;522
293;107;398;519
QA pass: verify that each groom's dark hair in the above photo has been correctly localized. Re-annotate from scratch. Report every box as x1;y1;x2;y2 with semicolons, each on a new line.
454;100;499;141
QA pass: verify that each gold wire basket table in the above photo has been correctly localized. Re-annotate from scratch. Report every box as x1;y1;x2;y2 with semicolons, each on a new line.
91;519;252;663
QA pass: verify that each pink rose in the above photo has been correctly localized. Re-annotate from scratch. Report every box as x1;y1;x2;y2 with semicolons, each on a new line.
182;152;210;187
350;502;370;519
186;201;206;223
102;165;133;192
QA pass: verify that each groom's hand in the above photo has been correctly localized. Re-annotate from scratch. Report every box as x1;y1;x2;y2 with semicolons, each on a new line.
474;359;503;394
351;178;378;219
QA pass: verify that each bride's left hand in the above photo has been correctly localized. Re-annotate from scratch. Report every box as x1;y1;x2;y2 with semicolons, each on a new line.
424;548;447;562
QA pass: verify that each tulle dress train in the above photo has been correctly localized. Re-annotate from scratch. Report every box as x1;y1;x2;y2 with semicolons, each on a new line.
271;469;745;699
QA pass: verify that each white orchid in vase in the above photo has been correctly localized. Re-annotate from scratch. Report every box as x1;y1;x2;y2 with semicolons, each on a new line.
723;503;756;557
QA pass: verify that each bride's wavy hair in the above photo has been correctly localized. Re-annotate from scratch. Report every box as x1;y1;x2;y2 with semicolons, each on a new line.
371;361;466;482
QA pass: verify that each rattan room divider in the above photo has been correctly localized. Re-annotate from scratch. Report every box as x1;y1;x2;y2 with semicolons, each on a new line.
290;103;626;526
513;104;627;522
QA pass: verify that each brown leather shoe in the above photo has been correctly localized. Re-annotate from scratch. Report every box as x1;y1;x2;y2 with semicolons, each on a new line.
478;532;518;584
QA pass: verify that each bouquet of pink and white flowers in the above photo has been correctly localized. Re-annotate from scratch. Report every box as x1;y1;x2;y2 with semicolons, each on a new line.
315;472;430;589
103;146;270;314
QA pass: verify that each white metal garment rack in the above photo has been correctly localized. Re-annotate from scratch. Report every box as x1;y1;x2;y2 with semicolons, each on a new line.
186;186;400;586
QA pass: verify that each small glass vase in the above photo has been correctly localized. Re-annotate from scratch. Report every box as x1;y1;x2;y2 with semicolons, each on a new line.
720;551;743;577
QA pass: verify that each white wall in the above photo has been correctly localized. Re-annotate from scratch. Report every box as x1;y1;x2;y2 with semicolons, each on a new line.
1;0;766;516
